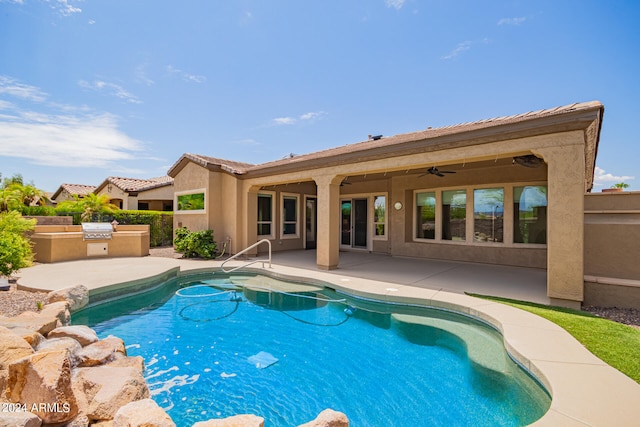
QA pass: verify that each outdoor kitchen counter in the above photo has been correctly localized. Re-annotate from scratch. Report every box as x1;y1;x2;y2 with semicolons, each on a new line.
30;225;150;263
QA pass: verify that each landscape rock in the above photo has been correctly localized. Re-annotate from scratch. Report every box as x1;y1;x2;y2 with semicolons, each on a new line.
77;336;126;367
192;414;264;427
106;355;145;373
46;285;89;312
297;409;350;427
4;326;45;349
0;301;70;336
72;366;149;421
36;337;82;366
47;325;99;347
0;410;43;427
113;398;175;427
0;327;35;370
6;350;78;424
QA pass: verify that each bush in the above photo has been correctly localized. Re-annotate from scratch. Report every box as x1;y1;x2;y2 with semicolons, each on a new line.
174;227;217;259
0;211;36;277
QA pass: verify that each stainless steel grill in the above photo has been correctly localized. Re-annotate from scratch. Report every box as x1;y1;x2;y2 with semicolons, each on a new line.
81;222;113;240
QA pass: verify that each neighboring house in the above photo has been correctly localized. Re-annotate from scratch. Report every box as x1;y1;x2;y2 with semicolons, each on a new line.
168;101;613;309
94;176;174;211
51;184;97;204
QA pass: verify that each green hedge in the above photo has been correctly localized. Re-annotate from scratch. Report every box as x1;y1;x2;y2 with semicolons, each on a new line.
56;210;174;247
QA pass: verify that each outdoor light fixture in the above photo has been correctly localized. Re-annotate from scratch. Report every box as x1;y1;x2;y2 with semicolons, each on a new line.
394;202;403;210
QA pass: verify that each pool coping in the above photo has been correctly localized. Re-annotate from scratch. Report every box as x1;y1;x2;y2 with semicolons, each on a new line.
18;259;640;425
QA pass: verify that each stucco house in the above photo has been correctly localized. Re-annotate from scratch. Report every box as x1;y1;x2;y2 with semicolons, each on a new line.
168;101;629;309
51;183;97;204
94;176;174;211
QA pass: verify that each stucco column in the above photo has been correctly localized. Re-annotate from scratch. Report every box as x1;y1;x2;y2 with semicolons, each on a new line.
314;175;341;270
535;143;585;308
243;186;259;256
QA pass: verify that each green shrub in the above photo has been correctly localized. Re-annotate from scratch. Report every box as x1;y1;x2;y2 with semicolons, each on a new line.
0;211;36;277
174;227;217;259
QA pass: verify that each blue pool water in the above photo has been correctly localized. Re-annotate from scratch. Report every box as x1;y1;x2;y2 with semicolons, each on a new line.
73;272;550;426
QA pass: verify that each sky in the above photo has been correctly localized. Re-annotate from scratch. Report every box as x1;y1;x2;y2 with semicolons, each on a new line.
0;0;638;192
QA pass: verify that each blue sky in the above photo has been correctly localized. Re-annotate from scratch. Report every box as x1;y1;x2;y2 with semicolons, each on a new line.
1;0;638;192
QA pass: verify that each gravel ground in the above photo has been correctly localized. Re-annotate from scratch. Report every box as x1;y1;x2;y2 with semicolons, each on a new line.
1;247;639;330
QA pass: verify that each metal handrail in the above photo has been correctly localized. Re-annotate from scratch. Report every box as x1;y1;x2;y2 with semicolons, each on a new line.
220;239;272;273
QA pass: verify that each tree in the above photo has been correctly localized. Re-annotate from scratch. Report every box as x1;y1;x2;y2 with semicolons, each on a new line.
0;211;36;277
612;182;630;189
56;193;120;222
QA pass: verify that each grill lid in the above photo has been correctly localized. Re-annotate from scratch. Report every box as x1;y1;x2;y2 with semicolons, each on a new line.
81;222;113;240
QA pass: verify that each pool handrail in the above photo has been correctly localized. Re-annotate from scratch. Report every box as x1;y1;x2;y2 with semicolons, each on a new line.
221;239;272;273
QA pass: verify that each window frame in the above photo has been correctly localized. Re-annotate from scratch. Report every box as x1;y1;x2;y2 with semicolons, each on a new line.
372;194;388;240
174;188;206;214
257;191;275;239
280;192;300;239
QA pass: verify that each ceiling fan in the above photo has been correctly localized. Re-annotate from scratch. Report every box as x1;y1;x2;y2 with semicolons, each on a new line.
419;166;456;178
513;155;544;168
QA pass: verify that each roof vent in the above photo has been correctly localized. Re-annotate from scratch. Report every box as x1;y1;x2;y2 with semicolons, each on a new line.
369;134;383;141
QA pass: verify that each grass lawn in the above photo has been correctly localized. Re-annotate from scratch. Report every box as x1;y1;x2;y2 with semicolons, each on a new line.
470;294;640;384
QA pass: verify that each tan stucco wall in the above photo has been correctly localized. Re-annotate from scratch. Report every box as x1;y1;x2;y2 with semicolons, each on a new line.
584;191;640;308
173;162;212;232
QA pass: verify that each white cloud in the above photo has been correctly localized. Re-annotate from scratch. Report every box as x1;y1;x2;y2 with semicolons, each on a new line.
0;75;151;172
442;38;489;60
234;138;261;146
78;79;142;104
593;166;635;187
272;111;326;126
48;0;82;16
0;112;145;168
498;17;526;26
272;117;296;125
0;76;48;102
385;0;405;10
135;63;155;86
166;65;206;84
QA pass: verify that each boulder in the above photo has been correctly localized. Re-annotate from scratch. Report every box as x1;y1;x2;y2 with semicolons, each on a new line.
0;327;35;370
36;337;82;367
77;336;126;367
46;285;89;312
3;326;45;349
72;366;149;421
0;302;70;336
297;409;350;427
47;325;98;347
0;410;43;427
192;415;264;427
106;356;145;373
113;398;175;427
6;350;78;424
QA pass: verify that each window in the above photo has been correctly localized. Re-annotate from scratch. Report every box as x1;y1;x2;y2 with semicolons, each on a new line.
442;190;466;241
373;195;386;237
282;194;298;237
257;193;274;237
514;186;547;244
416;192;436;239
175;189;206;213
138;202;149;211
474;188;504;243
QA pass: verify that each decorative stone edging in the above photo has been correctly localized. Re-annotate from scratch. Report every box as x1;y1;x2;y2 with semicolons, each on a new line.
0;285;349;427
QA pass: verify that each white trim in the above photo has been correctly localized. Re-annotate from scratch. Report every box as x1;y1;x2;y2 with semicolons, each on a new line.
303;194;317;249
372;194;388;241
257;191;276;240
280;192;300;239
412;182;548;247
174;188;207;215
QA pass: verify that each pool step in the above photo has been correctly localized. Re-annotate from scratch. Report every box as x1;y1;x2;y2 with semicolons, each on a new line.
391;313;511;375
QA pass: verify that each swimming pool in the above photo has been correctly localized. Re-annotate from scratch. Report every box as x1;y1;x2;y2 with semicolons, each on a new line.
73;271;551;426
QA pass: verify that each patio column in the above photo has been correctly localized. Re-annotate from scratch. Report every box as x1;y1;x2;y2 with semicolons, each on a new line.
535;142;585;308
314;174;341;270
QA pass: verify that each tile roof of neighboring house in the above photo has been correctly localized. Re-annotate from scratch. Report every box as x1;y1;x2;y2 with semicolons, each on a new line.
97;176;174;193
51;184;97;200
168;101;603;186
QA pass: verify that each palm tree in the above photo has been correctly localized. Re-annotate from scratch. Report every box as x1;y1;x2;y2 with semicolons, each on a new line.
56;193;120;222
